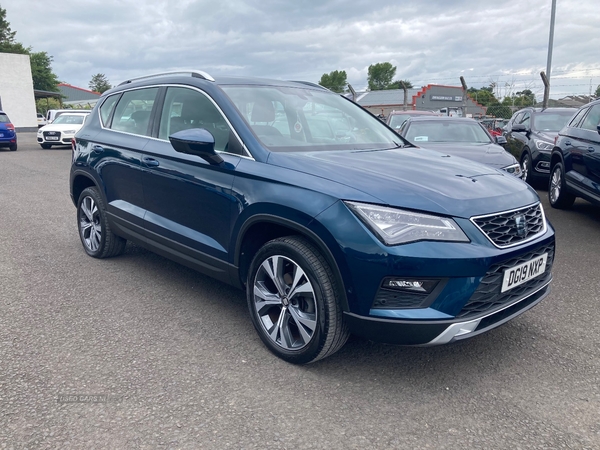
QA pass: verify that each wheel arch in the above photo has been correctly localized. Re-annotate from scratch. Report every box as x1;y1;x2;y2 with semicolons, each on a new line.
235;215;350;312
71;171;98;207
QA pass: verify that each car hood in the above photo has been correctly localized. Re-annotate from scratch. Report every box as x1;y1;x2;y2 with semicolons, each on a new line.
533;130;558;141
415;142;517;169
267;146;537;218
40;124;84;132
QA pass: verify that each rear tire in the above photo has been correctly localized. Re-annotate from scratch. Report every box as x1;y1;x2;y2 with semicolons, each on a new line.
9;143;17;151
247;236;349;364
77;187;126;258
41;144;52;149
548;162;575;209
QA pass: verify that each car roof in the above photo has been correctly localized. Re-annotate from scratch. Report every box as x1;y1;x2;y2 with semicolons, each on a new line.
407;116;479;123
389;110;439;116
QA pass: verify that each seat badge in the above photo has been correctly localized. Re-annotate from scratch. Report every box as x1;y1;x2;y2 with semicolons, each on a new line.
515;214;527;237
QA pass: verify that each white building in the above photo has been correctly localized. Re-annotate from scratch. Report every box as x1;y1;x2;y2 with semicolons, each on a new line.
0;52;38;130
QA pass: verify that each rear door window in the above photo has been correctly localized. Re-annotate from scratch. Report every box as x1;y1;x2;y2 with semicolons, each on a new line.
110;88;159;136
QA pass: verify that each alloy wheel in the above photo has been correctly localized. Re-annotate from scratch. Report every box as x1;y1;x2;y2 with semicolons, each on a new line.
79;195;102;252
252;255;317;350
549;166;562;204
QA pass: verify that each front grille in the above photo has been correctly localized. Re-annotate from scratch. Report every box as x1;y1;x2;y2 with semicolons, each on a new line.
456;243;554;319
471;203;546;248
43;130;61;139
372;288;428;309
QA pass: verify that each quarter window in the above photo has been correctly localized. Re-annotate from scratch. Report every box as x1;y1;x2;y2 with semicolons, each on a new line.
568;107;588;128
99;94;120;127
580;104;600;132
158;87;232;152
110;88;159;136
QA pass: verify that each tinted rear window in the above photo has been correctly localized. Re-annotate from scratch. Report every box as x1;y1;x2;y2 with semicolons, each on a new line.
0;113;10;123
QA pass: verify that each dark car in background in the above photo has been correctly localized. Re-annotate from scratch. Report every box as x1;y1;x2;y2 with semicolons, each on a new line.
0;110;17;151
386;110;440;130
399;116;523;179
504;107;575;185
549;99;600;209
70;71;554;364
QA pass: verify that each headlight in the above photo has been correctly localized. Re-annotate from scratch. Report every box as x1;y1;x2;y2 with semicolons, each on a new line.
502;163;523;178
344;201;470;245
534;139;553;151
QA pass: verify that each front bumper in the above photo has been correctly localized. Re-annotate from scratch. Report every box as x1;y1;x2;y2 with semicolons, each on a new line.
344;279;550;345
38;133;74;145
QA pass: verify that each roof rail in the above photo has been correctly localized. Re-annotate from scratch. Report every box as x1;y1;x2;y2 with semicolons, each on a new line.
118;70;215;86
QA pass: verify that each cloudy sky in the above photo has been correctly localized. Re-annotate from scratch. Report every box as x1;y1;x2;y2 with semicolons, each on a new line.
3;0;599;99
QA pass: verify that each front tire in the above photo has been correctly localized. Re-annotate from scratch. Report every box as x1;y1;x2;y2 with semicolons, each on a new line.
247;236;349;364
521;151;532;184
77;187;126;258
548;162;575;209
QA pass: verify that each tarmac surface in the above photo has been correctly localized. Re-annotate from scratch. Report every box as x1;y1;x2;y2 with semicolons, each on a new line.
1;133;599;449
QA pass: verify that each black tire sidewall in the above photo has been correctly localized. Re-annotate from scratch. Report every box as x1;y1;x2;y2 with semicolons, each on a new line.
77;187;108;258
522;151;532;183
247;238;331;364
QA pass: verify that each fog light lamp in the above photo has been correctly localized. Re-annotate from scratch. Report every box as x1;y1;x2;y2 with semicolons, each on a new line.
382;278;439;293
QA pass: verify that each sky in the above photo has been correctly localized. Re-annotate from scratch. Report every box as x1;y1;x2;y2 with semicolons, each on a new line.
2;0;599;100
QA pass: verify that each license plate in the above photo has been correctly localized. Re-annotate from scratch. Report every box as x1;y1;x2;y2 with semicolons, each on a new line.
501;253;548;292
47;136;60;140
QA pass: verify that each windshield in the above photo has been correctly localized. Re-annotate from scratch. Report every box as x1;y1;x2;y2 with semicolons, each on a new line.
221;85;403;152
53;114;86;125
532;111;574;132
404;120;493;144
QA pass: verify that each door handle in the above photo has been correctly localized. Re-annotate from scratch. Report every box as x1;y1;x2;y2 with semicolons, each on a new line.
588;147;595;152
564;140;571;146
143;157;160;167
92;145;104;153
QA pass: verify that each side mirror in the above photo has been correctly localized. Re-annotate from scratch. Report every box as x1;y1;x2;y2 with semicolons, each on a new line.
169;128;224;166
495;135;507;145
597;123;600;135
511;123;528;133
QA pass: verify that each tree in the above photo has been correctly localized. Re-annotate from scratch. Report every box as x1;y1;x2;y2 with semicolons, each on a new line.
318;70;347;93
595;85;600;98
367;62;396;90
0;5;28;53
89;73;112;93
388;79;413;90
30;52;59;91
467;88;498;107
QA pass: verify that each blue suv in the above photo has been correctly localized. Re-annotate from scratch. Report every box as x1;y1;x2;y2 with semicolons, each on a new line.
70;71;555;363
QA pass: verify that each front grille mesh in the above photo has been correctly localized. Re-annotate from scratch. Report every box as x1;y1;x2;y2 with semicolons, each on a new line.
456;243;554;319
471;203;545;248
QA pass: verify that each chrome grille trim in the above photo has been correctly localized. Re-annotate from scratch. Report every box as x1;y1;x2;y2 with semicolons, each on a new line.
470;202;547;249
